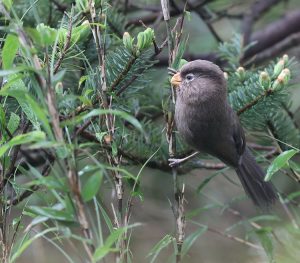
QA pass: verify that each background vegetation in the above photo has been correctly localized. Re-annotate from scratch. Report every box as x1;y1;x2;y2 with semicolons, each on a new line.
1;0;300;262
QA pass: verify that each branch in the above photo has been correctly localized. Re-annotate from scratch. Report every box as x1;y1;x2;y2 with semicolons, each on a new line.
126;0;209;27
157;10;300;67
236;89;273;116
185;0;222;42
205;225;263;250
51;0;67;13
110;56;137;91
242;0;283;45
246;32;300;66
244;10;300;60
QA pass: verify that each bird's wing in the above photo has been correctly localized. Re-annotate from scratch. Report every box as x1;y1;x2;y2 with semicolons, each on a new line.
231;111;246;157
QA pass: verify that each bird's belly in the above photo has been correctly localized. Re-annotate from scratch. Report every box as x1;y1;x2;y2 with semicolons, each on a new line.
176;109;217;151
176;105;229;154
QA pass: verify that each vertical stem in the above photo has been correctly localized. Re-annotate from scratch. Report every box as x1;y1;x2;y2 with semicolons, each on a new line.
45;51;95;259
160;1;185;262
89;1;125;261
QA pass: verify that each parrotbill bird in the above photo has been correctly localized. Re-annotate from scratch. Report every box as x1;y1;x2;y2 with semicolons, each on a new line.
170;60;277;208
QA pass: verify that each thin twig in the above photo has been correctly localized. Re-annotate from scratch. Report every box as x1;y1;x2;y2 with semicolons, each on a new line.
237;89;273;116
161;1;185;262
241;0;283;46
206;225;263;250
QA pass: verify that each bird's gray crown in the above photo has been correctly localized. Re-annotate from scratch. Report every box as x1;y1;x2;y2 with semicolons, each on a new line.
180;60;224;80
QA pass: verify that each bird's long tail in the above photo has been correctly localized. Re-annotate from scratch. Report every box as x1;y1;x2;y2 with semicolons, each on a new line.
235;148;277;208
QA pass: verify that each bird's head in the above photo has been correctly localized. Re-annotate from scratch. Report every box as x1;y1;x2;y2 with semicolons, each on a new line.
171;60;227;103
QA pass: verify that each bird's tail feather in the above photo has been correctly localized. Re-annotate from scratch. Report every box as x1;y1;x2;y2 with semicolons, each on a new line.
235;148;277;208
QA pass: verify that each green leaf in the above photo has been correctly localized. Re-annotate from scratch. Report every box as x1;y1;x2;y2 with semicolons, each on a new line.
255;228;274;262
289;160;300;173
71;22;91;44
0;76;41;130
10;227;60;263
0;85;54;136
186;204;222;219
78;75;88;89
286;191;300;201
181;226;207;256
265;149;299;181
82;171;103;202
0;105;6;129
7;112;20;134
93;224;140;261
147;235;174;263
26;24;58;46
0;67;33;77
23;94;53;137
0;131;46;157
61;109;143;132
3;0;12;10
98;202;114;233
2;34;20;69
196;168;228;193
26;205;74;222
249;215;281;223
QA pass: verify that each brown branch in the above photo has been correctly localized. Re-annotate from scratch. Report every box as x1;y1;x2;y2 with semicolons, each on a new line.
186;0;222;42
244;10;300;61
110;55;138;91
205;225;263;250
247;32;300;66
79;130;278;174
51;0;67;13
67;166;94;260
237;89;273;116
156;10;300;67
247;143;276;151
242;0;283;45
160;2;186;261
126;0;210;27
212;10;243;21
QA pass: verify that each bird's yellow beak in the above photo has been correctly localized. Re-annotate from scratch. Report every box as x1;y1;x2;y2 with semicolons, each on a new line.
170;72;182;87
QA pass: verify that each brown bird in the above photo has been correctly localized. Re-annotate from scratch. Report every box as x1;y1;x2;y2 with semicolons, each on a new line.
170;60;277;208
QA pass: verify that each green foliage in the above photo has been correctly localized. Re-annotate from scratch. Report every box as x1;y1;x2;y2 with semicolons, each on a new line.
147;235;175;263
265;149;299;181
220;35;299;149
1;1;300;263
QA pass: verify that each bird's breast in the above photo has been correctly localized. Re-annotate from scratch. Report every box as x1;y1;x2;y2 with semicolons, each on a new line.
175;99;228;151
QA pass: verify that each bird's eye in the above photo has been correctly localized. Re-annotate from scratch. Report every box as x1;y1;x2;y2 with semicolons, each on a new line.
186;73;194;81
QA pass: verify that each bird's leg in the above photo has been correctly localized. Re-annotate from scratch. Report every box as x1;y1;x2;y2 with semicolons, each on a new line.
168;151;199;167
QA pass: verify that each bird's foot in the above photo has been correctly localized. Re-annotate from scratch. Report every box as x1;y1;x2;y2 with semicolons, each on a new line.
168;158;186;167
168;151;200;167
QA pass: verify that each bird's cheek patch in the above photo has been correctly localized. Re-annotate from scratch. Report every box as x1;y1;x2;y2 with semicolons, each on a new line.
171;73;182;87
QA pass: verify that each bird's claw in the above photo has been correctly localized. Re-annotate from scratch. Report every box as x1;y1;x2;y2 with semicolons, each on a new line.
168;158;184;167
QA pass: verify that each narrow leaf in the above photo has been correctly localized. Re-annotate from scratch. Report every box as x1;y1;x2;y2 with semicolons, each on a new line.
147;235;174;263
181;226;207;256
82;171;103;202
0;131;46;157
265;149;299;181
